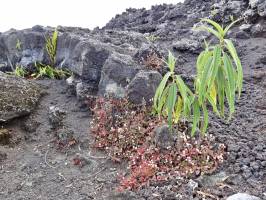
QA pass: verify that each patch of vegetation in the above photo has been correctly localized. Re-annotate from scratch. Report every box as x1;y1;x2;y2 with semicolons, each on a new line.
142;52;163;71
145;34;160;42
31;62;71;79
8;65;27;77
91;97;225;191
8;29;71;80
91;97;160;161
153;19;243;136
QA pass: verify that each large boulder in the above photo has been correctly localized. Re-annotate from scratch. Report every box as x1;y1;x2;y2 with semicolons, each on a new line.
0;72;41;122
57;36;111;89
127;70;162;104
98;53;141;98
0;27;47;71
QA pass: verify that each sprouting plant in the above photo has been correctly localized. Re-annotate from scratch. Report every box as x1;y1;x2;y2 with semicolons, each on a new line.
31;62;71;79
16;39;22;50
153;18;243;136
8;65;27;77
145;35;160;42
45;28;58;66
153;51;194;131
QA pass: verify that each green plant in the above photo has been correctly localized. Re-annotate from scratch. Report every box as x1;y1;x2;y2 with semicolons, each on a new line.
45;29;58;65
31;62;70;79
153;51;195;132
16;39;22;50
8;65;27;77
153;19;243;136
145;34;160;42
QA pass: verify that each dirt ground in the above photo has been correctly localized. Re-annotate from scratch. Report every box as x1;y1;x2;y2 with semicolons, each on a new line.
0;80;124;200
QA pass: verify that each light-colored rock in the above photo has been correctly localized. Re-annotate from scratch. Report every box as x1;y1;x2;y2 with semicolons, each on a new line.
227;193;261;200
173;38;201;53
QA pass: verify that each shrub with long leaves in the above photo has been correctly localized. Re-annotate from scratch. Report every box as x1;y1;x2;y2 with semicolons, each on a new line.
153;18;243;136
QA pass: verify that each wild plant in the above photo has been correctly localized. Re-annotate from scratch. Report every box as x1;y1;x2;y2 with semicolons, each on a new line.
16;39;22;50
145;34;160;42
31;62;70;79
45;29;58;66
153;19;243;136
8;65;27;77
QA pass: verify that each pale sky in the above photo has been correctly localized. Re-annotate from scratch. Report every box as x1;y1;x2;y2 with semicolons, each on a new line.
0;0;183;32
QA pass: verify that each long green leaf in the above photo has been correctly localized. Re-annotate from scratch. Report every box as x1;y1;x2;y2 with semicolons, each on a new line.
157;85;170;114
167;51;176;73
197;26;221;40
201;18;224;38
191;99;200;137
198;55;213;104
224;19;241;36
153;72;172;111
167;83;177;128
201;103;209;135
223;52;236;118
206;93;219;115
174;96;183;123
216;66;225;116
207;46;221;94
224;39;243;98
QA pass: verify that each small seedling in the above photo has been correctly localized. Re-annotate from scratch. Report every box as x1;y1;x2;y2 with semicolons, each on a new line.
15;39;22;50
145;35;160;42
8;65;27;77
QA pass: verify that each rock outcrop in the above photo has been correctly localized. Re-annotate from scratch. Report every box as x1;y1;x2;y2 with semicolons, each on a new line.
0;72;41;122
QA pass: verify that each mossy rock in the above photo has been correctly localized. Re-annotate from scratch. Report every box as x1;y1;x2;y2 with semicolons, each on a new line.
0;72;41;122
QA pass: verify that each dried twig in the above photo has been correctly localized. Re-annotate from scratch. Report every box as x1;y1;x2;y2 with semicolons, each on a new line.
87;167;106;179
197;191;218;200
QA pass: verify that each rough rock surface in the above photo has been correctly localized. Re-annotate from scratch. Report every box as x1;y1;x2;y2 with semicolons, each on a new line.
127;70;162;104
0;72;41;122
154;124;175;149
98;52;141;98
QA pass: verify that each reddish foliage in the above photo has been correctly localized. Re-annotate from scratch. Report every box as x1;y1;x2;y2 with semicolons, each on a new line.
73;157;82;166
91;97;161;161
118;137;225;190
90;97;225;191
142;52;163;70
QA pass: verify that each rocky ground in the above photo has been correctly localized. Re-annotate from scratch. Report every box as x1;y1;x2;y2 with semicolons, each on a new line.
0;0;266;199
